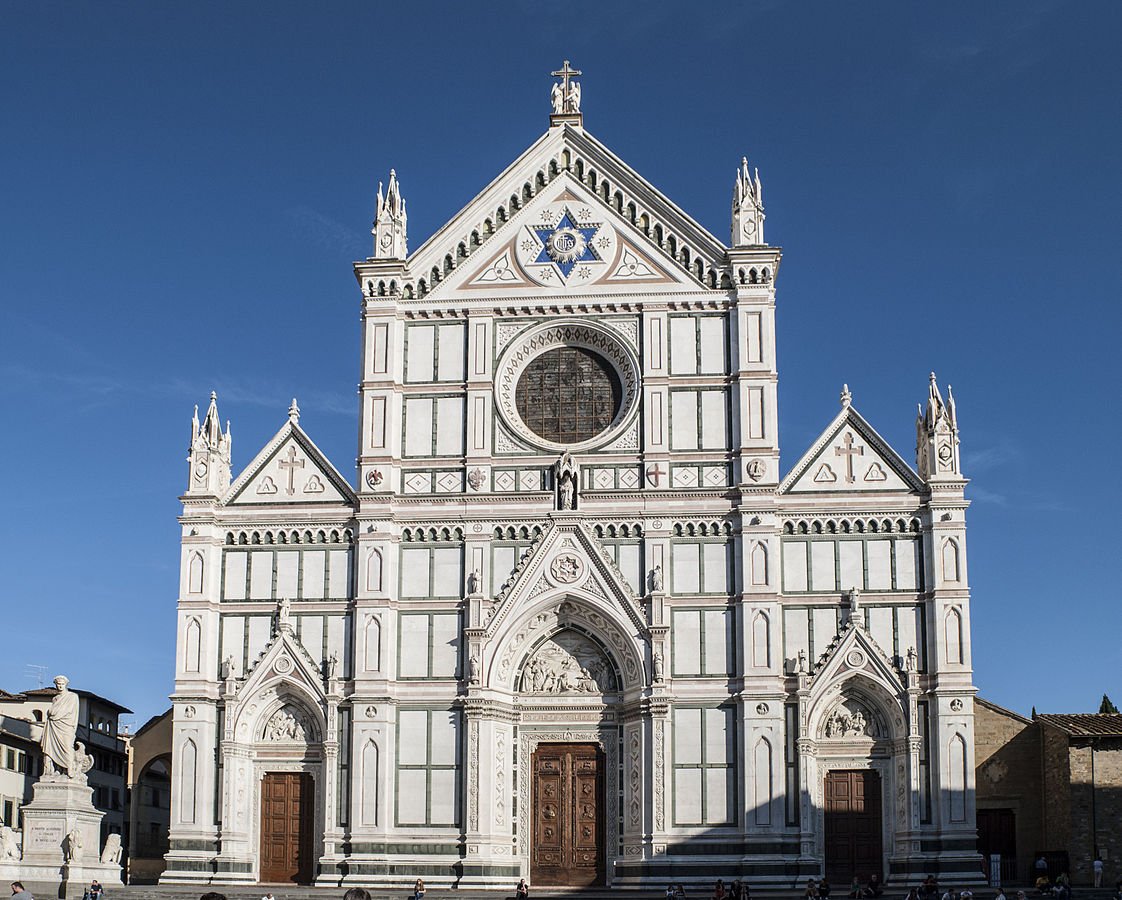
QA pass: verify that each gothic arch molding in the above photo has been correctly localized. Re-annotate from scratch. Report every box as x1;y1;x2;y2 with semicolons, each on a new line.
230;676;327;746
806;670;907;744
484;592;646;693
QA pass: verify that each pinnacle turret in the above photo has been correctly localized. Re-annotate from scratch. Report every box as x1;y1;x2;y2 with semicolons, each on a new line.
916;372;961;480
372;169;408;259
731;156;765;247
187;391;232;496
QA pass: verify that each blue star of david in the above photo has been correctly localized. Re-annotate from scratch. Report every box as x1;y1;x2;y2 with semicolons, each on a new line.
533;208;603;279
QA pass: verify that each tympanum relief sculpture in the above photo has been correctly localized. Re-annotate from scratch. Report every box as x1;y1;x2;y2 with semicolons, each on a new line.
518;630;617;694
263;705;310;742
820;699;880;739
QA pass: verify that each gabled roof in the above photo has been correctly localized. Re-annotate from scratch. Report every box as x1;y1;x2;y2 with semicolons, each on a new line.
402;124;731;292
16;687;132;715
780;402;924;495
1035;713;1122;737
975;696;1032;725
223;414;356;508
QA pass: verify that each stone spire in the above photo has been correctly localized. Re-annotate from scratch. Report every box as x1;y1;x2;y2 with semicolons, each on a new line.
187;391;232;496
916;372;961;480
731;156;765;247
372;169;408;259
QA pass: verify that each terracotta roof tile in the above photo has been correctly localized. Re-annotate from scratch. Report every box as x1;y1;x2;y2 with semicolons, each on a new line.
1036;713;1122;737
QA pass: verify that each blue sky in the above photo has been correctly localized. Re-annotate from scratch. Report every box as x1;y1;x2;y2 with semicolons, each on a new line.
2;1;1118;727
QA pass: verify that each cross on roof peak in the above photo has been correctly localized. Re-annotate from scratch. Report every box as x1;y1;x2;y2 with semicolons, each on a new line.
549;59;583;125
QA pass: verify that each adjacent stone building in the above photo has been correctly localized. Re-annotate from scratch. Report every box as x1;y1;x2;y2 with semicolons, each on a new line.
124;708;173;883
165;69;981;888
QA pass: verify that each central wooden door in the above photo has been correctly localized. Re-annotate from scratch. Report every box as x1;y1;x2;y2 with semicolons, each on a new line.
531;743;604;886
260;772;315;883
824;769;882;884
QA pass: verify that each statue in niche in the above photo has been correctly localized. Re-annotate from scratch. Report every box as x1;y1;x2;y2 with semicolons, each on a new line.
649;565;664;593
555;452;578;510
518;631;617;695
221;654;235;681
652;650;665;683
468;654;480;685
906;646;918;671
467;569;481;595
325;652;339;681
797;649;808;673
264;706;307;742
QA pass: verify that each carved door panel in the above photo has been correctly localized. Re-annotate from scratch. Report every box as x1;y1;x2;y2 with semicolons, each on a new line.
824;769;882;884
531;743;604;886
260;772;315;883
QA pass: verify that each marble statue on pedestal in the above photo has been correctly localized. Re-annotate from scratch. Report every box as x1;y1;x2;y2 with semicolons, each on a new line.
41;675;79;778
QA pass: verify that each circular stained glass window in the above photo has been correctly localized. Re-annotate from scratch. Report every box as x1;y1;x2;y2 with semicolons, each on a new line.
515;347;623;444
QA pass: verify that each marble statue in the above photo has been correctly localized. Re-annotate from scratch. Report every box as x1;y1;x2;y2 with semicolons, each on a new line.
264;706;306;742
559;473;575;510
221;654;235;680
797;649;808;673
276;596;292;631
65;825;83;863
326;651;339;680
467;569;480;594
41;675;79;777
468;654;480;685
0;825;20;860
652;650;665;683
550;81;564;115
906;645;918;671
649;565;664;593
100;832;122;865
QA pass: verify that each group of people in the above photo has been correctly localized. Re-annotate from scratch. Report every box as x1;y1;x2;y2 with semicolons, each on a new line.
667;879;752;900
9;881;103;900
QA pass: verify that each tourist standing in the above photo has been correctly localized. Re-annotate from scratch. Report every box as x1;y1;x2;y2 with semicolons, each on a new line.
516;878;529;900
1093;857;1104;889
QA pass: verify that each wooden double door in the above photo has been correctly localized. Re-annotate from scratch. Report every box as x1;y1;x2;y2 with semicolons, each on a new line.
260;772;315;884
824;769;883;884
531;743;605;886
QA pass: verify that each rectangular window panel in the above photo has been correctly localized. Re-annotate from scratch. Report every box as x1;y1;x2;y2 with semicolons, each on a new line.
370;322;389;375
398;710;429;765
700;390;727;449
870;606;894;654
430;613;460;678
492;546;517;595
783;608;809;672
328;550;350;598
671;392;699;451
698;317;726;374
435;397;464;456
702;543;728;593
396;770;428;824
430;710;458;766
675;768;703;824
897;606;918;665
745;312;762;364
783;542;808;592
839;541;863;591
436;324;465;382
703;610;729;675
369;396;386;449
406;326;435;383
812;608;839;658
895;538;918;591
704;707;731;764
705;767;730;824
298;615;323;664
672;543;701;594
670;317;698;375
431;547;462;596
399;617;429;677
672;610;701;676
400;548;430;597
249;551;273;599
867;540;892;590
429;768;457;824
220;616;244;674
615;544;641;594
276;552;299;598
811;541;837;592
674;709;702;763
747;386;765;440
223;551;247;600
303;551;325;599
247;615;271;662
404;398;434;456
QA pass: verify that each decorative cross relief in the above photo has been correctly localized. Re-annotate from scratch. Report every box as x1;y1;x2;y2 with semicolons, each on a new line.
278;445;306;496
834;432;864;484
517;630;618;694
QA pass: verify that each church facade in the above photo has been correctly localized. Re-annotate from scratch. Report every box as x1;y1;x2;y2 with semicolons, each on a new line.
164;70;980;888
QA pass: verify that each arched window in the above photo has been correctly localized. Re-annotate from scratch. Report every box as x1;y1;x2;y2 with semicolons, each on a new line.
942;538;961;582
188;552;204;594
752;612;770;667
753;738;773;825
184;618;201;673
944;608;963;664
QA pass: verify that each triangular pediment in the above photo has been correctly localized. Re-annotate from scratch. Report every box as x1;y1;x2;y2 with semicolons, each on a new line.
239;622;327;706
430;174;699;298
809;621;905;696
402;124;728;297
780;405;924;495
224;419;356;507
485;520;650;640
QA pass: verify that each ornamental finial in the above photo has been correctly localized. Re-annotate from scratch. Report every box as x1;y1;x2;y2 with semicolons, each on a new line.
840;384;852;408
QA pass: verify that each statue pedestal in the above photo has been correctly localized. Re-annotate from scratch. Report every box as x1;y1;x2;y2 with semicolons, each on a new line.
1;776;124;899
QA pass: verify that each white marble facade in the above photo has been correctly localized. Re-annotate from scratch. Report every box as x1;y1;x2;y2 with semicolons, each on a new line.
164;75;979;888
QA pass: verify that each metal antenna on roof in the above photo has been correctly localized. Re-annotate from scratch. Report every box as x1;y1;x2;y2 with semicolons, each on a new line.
24;664;47;688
